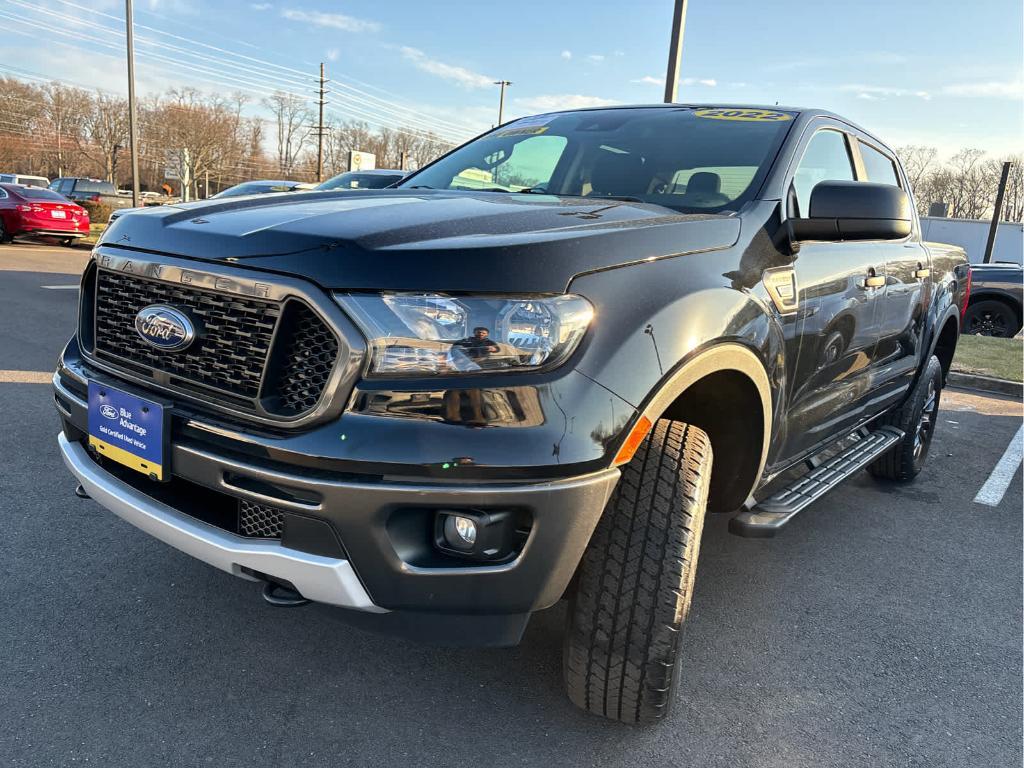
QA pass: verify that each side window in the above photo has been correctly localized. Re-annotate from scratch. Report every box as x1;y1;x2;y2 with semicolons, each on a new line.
0;188;7;199
859;141;900;187
792;130;855;217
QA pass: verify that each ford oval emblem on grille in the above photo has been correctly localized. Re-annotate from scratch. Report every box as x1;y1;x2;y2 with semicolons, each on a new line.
134;305;196;351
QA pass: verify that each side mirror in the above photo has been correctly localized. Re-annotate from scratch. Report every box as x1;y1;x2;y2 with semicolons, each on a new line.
790;180;911;242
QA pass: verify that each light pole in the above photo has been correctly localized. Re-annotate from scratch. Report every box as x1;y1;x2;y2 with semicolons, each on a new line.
663;0;689;103
494;80;512;125
125;0;141;206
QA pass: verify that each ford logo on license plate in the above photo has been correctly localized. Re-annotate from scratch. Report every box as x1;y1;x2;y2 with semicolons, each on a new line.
134;304;196;351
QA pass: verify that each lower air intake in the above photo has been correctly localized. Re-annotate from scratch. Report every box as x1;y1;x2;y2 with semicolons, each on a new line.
239;499;285;539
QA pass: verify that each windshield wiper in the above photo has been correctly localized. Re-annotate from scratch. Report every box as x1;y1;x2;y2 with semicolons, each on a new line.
407;184;435;190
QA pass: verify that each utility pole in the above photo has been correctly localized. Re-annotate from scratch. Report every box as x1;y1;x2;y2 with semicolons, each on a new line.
983;160;1013;263
125;0;141;206
494;80;512;125
663;0;689;103
315;63;328;182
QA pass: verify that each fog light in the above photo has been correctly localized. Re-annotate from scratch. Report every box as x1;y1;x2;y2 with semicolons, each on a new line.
453;515;477;545
435;509;521;561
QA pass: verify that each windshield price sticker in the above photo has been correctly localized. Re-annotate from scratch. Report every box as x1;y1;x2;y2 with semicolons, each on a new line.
694;108;794;122
495;113;556;137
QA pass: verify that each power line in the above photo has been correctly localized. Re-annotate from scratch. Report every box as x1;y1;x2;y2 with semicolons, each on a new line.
3;0;481;138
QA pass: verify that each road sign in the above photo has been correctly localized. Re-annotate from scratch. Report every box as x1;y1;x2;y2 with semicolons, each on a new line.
349;151;376;171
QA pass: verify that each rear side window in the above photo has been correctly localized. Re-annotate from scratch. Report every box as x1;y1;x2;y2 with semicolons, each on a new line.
19;188;67;201
859;142;900;187
74;180;117;195
793;130;855;217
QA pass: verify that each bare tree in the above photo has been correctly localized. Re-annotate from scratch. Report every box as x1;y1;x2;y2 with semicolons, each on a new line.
264;91;312;177
42;83;91;177
76;92;130;182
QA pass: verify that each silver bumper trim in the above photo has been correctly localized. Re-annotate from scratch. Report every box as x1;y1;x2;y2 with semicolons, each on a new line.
58;433;385;613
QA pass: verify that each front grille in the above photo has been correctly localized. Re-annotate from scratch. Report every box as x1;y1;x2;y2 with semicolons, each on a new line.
263;303;339;416
90;268;339;420
239;499;285;538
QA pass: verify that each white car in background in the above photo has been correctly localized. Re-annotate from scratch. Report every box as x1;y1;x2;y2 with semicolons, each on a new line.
0;173;49;188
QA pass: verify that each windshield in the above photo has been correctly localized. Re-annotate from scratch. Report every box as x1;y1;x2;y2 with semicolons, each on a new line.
319;172;404;190
399;107;795;213
213;182;293;198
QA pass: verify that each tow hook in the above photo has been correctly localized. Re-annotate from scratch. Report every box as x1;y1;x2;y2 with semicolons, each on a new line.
74;484;90;499
261;581;310;608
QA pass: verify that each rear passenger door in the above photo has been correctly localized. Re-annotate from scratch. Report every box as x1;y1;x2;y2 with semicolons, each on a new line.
781;126;888;460
855;138;931;405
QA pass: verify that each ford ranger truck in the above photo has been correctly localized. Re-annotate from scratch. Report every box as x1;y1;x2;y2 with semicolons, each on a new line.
54;105;969;724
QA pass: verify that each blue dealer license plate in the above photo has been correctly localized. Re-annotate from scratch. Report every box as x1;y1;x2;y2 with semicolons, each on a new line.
87;382;168;480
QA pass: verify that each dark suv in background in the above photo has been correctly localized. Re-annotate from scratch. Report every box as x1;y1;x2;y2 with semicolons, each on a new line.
48;177;133;210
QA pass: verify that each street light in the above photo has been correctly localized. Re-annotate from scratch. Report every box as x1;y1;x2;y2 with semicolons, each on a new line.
125;0;141;206
663;0;689;103
494;80;512;125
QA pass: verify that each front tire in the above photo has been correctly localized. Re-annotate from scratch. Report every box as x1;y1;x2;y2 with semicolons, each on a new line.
869;355;943;481
563;420;712;724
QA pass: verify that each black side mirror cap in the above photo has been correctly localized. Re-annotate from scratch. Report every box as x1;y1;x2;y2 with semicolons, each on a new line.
790;180;912;242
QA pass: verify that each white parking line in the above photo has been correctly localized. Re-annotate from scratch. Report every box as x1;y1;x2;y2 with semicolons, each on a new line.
974;423;1024;507
41;284;79;290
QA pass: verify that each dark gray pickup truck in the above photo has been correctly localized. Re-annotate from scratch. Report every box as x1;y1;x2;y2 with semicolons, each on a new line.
964;262;1023;336
54;104;969;724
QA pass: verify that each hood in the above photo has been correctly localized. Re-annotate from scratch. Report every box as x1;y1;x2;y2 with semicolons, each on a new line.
100;189;741;293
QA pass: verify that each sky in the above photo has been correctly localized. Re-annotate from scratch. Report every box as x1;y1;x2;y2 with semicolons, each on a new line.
1;0;1022;156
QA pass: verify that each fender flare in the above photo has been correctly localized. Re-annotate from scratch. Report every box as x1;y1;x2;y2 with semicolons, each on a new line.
633;342;773;505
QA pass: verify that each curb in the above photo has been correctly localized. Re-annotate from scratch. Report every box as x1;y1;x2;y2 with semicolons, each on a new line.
948;371;1023;398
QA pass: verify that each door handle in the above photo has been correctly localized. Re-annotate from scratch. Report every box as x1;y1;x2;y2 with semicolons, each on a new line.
863;271;885;289
914;267;930;279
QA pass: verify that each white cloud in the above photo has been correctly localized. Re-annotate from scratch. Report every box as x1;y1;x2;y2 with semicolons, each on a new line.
326;48;339;62
942;80;1024;99
560;50;572;60
249;2;271;9
281;8;380;33
840;84;931;100
586;54;605;63
635;75;716;87
682;77;717;87
399;47;492;89
515;94;620;112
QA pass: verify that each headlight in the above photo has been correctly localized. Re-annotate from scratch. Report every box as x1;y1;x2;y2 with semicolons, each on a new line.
335;292;593;376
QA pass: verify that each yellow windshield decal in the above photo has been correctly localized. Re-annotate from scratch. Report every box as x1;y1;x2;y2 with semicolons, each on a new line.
694;108;794;122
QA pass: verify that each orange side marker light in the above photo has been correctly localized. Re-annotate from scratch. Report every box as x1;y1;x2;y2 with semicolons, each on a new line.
613;415;653;466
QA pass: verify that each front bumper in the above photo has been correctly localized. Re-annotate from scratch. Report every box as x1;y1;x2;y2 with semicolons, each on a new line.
59;432;381;611
55;363;620;644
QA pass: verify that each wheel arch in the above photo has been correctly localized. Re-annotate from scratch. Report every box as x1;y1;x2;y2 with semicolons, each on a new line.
931;308;960;381
636;343;772;514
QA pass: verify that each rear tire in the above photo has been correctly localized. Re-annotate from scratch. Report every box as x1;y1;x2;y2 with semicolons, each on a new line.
0;219;9;243
563;420;712;724
869;355;943;482
963;299;1021;337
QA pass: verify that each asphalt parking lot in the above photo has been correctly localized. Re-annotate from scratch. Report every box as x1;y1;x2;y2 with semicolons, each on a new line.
1;244;1021;768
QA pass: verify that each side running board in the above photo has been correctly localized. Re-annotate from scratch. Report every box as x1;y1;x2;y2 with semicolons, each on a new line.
729;426;905;538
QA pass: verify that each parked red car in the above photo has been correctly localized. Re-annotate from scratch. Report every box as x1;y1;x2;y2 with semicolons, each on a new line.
0;183;90;245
